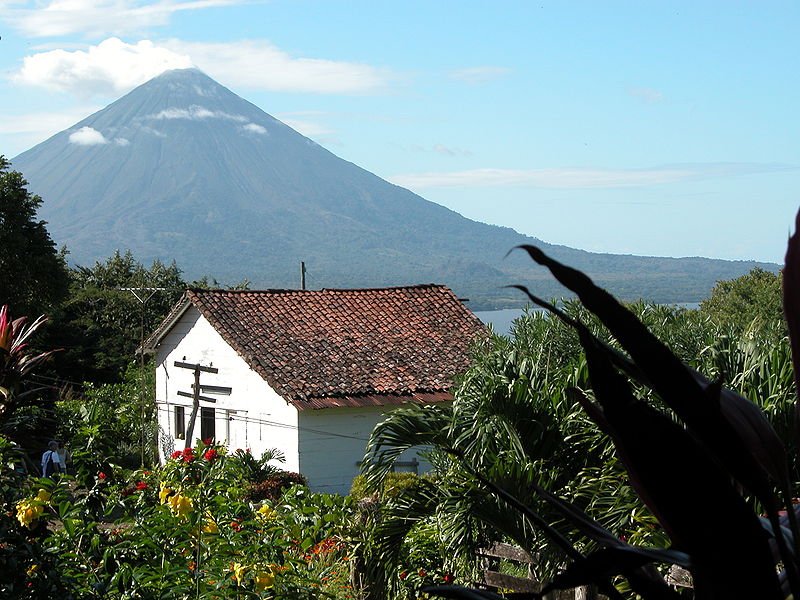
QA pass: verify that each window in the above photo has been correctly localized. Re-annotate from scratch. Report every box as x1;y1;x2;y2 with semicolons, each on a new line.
200;407;216;442
174;406;185;439
392;458;419;475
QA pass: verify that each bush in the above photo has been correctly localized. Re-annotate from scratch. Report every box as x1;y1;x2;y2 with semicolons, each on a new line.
246;470;308;502
350;471;423;501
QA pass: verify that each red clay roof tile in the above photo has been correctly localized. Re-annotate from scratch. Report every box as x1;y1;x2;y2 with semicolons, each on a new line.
165;285;486;410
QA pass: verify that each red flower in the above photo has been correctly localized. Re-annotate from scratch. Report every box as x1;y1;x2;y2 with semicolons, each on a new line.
98;472;107;480
230;520;242;532
202;438;212;445
444;573;455;584
399;571;408;581
170;450;182;459
418;568;427;578
203;448;218;461
143;470;151;476
135;481;148;490
182;448;195;463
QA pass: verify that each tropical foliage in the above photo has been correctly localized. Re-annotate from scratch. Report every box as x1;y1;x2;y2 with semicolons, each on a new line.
0;304;57;429
360;240;800;599
0;440;356;599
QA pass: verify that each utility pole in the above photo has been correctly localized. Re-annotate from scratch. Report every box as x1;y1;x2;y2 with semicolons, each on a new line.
173;361;231;448
121;286;167;467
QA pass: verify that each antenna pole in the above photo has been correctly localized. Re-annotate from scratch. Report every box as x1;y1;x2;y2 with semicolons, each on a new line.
300;261;306;290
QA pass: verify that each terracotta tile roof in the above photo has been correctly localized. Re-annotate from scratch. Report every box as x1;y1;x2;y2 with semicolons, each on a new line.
158;285;486;410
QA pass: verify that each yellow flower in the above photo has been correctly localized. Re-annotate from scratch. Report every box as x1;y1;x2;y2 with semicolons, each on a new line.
158;484;173;504
202;512;218;534
256;504;276;521
167;493;194;518
231;562;247;585
26;564;40;577
34;489;51;503
16;500;43;528
254;568;275;592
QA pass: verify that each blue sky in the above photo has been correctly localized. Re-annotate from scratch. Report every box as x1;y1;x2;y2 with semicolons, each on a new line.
0;1;797;263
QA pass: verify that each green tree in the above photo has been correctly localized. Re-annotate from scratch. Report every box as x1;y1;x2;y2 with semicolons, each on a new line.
0;156;69;317
55;250;185;383
700;267;784;335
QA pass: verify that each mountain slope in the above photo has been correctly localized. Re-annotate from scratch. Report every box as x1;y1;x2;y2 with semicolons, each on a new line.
11;69;773;309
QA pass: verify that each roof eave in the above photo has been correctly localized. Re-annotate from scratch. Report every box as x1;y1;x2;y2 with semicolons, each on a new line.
141;295;192;354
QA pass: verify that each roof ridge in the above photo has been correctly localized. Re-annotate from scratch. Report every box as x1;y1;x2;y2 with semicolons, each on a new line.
189;284;447;294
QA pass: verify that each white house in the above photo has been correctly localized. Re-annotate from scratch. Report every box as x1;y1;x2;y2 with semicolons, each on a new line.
144;285;486;494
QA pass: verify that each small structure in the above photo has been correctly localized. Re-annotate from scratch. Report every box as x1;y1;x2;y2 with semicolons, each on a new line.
145;285;486;494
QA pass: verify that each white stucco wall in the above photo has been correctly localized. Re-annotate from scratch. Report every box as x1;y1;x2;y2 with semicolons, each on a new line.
154;306;300;471
298;406;432;495
154;307;435;495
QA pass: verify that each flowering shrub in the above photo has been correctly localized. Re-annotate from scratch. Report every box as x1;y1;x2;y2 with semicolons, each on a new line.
0;438;72;598
15;489;51;528
13;440;358;599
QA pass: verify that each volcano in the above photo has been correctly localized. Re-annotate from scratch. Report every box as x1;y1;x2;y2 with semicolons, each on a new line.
10;69;771;309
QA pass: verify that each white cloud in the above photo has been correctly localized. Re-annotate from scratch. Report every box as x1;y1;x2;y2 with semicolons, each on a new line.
68;126;107;145
629;87;664;103
2;0;245;38
163;39;389;94
449;66;511;85
0;106;100;138
277;115;334;138
13;38;192;97
148;105;247;122
433;144;471;157
242;123;267;135
0;106;103;156
115;137;130;146
390;164;797;190
12;37;390;98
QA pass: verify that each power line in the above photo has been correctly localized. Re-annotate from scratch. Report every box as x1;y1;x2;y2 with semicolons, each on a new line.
27;373;89;390
154;404;373;443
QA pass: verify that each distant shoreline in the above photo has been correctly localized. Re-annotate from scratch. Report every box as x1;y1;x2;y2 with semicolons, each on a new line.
475;302;701;336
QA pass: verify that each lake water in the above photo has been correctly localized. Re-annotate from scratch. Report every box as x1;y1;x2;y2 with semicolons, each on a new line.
475;302;701;336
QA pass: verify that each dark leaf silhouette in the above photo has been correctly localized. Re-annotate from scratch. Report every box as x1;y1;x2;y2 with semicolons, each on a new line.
514;244;800;595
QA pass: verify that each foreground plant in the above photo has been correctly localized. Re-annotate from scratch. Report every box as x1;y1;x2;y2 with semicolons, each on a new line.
0;304;56;425
363;212;800;599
